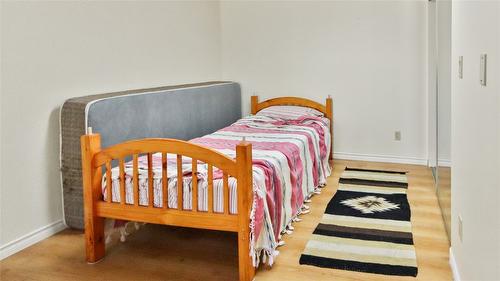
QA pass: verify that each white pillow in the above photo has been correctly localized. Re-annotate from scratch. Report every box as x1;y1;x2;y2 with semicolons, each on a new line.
256;105;324;119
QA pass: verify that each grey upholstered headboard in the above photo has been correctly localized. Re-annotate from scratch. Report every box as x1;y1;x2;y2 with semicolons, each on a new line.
60;81;241;229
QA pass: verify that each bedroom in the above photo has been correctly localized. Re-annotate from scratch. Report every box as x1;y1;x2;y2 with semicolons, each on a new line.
0;1;499;281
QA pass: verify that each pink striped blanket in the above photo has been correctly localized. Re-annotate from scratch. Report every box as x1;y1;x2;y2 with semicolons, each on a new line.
105;106;331;266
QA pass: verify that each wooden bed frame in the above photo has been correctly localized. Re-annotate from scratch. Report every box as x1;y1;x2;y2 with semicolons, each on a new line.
81;95;332;281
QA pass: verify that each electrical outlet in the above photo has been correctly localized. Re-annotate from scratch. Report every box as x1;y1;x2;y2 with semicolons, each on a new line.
394;131;401;141
458;215;463;242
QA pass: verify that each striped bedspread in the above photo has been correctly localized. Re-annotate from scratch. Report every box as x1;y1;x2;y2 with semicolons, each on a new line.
105;106;331;265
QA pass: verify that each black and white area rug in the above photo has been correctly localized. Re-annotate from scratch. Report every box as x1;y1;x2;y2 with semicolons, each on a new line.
299;167;418;277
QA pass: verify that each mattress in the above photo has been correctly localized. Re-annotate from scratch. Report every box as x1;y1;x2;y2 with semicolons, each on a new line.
60;81;241;229
105;105;332;266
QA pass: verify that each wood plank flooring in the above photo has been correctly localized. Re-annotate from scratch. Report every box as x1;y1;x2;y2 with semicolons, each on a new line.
0;160;452;281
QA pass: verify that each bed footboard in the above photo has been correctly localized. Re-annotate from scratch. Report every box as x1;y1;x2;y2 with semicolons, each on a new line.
81;133;255;281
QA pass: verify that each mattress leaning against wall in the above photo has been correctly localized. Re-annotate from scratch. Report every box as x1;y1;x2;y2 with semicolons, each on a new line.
60;81;242;229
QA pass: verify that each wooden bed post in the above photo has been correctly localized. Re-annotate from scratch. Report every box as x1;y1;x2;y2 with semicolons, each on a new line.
236;141;255;281
326;96;333;161
251;96;258;115
80;132;105;263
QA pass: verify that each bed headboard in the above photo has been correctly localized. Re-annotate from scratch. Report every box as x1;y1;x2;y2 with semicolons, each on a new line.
60;81;241;229
251;95;333;160
250;95;332;119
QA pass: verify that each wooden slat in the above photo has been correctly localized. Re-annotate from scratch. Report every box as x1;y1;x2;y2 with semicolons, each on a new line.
148;153;154;207
105;161;112;203
207;164;213;213
162;153;168;209
96;202;239;232
223;173;229;215
119;159;125;205
177;155;183;210
192;158;198;212
133;155;139;206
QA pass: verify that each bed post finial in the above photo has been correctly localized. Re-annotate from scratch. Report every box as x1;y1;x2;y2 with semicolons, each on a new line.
80;131;104;263
325;96;333;161
235;140;254;281
251;96;259;115
87;127;93;134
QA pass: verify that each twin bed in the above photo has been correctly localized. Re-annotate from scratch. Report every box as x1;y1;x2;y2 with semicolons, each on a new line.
80;94;333;281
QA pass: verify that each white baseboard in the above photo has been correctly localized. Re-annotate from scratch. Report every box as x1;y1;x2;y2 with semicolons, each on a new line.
333;152;428;165
438;159;452;167
449;247;461;281
0;220;66;260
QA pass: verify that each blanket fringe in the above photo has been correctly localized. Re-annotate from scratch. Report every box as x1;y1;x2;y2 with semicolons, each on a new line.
250;182;263;267
254;181;330;267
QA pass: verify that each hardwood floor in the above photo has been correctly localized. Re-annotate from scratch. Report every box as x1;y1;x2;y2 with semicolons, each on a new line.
0;160;452;281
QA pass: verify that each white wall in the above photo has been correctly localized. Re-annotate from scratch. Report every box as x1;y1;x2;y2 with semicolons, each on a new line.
0;1;3;252
437;0;452;165
0;0;446;261
220;1;428;164
428;0;438;168
451;1;500;280
0;1;221;250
